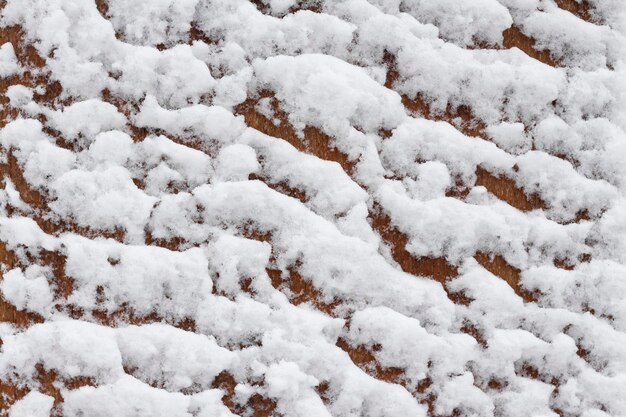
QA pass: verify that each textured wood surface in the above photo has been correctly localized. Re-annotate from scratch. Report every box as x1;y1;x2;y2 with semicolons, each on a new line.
0;1;608;415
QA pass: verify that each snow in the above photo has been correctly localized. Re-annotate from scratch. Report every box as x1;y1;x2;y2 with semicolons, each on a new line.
62;374;194;417
44;99;127;142
400;0;513;47
6;85;33;107
115;324;237;391
0;42;20;77
252;54;405;137
1;0;626;416
49;167;158;239
0;321;123;383
520;8;619;70
133;96;246;147
215;144;260;181
242;128;369;218
104;0;200;47
486;122;530;155
0;268;54;317
8;392;54;417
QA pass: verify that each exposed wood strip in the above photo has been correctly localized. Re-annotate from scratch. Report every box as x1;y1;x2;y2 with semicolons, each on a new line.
502;26;558;67
369;204;459;283
212;371;278;417
474;252;538;302
335;338;405;383
554;0;593;22
475;166;546;212
234;92;356;176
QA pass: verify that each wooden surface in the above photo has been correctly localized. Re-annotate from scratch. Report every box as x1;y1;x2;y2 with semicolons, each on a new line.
0;1;604;415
